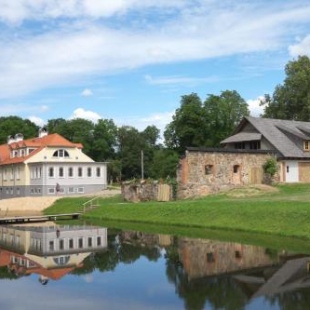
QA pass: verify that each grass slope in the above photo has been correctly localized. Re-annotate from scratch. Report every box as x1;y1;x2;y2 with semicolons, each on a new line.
45;183;310;240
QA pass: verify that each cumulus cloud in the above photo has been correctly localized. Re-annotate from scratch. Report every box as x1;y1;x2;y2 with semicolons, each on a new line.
288;34;310;57
247;96;265;117
69;108;102;123
81;88;93;96
0;1;310;98
28;116;46;127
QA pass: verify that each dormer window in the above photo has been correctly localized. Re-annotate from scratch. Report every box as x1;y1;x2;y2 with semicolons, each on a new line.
53;149;69;158
304;141;309;151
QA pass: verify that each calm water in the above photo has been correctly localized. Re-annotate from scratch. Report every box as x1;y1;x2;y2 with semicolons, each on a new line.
0;224;309;310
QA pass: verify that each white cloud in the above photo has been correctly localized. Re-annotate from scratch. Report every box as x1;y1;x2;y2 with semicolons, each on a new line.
144;75;218;86
81;88;93;96
288;34;310;57
69;108;102;123
28;116;46;127
0;1;309;99
247;96;265;117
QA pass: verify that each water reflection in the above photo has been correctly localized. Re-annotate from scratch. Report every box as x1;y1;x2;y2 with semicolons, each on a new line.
0;224;107;284
0;224;310;309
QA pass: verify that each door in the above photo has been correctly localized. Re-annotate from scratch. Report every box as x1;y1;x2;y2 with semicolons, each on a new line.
285;161;299;183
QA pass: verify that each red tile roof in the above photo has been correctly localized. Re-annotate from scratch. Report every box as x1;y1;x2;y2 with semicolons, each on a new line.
0;133;83;166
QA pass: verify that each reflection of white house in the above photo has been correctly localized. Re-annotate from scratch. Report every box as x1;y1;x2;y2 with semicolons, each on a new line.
0;225;108;282
0;129;107;199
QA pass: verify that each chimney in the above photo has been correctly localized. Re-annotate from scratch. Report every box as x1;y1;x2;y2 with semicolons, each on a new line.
15;133;24;142
7;135;15;144
38;128;48;138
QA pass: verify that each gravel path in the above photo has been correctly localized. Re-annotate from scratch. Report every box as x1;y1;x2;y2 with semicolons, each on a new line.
0;189;121;216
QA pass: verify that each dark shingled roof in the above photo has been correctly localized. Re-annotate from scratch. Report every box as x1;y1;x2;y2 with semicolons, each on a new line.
221;132;262;144
223;116;310;158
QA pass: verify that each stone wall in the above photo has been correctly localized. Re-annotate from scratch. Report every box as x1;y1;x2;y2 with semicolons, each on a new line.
177;149;277;199
121;182;172;202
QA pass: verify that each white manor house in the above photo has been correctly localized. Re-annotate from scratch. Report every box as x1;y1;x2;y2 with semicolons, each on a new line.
0;129;107;199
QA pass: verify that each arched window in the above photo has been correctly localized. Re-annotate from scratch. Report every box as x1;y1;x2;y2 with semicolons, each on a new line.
53;149;69;158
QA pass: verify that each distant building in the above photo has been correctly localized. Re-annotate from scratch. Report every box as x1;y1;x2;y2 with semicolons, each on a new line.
0;129;107;199
178;116;310;198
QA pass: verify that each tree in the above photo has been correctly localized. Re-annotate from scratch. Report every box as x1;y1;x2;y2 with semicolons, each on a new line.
204;90;249;146
164;93;207;153
0;116;39;144
92;119;118;161
116;126;145;179
149;148;179;179
262;55;310;121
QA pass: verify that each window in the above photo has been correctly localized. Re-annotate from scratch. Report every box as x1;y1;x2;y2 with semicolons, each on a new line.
88;237;92;247
87;167;92;177
205;165;214;175
77;187;84;193
68;187;75;193
78;167;83;177
97;237;101;246
48;188;55;194
49;241;54;251
59;239;64;250
207;252;215;263
233;165;240;173
68;167;73;177
49;167;54;177
53;149;70;158
78;238;83;248
235;251;242;259
304;141;310;151
3;169;7;181
69;239;74;249
59;167;64;177
96;167;101;177
234;142;245;149
249;141;261;150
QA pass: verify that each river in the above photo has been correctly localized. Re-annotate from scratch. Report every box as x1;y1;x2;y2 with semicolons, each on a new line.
0;223;309;310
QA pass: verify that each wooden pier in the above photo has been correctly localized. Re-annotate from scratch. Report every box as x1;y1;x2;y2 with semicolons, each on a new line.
0;213;81;224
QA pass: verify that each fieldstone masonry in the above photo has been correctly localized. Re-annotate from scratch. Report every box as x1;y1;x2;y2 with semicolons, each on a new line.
177;149;277;199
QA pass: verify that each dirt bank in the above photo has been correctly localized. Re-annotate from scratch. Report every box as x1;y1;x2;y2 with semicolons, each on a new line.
0;189;121;216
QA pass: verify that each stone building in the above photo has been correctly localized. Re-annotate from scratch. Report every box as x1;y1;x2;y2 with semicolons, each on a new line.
177;148;274;199
178;116;310;199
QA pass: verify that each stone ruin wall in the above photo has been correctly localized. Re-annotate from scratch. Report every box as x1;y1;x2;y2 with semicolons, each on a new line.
121;182;172;202
177;151;278;199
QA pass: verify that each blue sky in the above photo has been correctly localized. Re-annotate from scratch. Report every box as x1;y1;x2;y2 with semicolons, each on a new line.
0;0;310;135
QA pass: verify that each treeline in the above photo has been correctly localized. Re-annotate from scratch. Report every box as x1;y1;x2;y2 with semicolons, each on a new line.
1;55;309;182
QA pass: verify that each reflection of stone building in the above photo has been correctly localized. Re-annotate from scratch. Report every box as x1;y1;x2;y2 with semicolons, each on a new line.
0;224;107;282
178;238;278;280
121;230;173;248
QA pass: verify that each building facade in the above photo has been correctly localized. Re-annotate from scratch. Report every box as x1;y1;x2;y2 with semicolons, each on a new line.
0;129;107;199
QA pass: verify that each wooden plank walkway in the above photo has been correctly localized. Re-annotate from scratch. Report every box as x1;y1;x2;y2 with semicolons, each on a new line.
0;213;81;224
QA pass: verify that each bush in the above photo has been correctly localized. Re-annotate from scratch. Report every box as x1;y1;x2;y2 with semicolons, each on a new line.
263;157;278;176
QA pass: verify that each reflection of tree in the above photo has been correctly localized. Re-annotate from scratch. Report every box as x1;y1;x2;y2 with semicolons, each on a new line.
266;288;310;310
0;266;18;280
119;243;161;264
70;253;96;275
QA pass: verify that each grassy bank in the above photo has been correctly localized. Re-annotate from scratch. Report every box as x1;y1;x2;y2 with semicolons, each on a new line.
45;183;310;240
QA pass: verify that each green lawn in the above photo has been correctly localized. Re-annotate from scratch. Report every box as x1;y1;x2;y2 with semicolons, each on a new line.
44;183;310;240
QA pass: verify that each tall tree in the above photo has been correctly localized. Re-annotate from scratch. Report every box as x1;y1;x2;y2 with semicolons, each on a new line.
204;90;249;146
92;119;118;161
262;55;310;120
0;116;39;144
164;93;206;153
116;126;145;180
